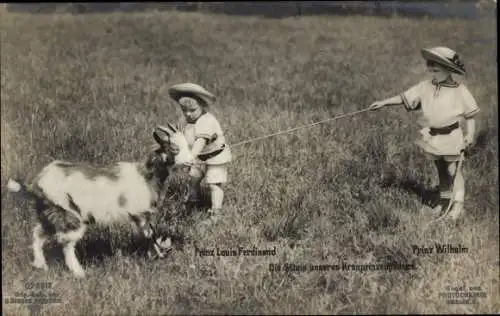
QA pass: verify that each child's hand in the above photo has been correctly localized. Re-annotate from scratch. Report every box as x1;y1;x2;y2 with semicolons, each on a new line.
368;101;385;111
412;97;422;109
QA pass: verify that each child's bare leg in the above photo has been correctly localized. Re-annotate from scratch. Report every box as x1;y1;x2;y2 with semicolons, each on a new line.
209;184;224;211
205;165;227;220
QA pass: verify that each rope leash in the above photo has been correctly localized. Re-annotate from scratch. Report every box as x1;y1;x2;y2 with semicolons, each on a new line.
224;108;470;228
228;108;371;148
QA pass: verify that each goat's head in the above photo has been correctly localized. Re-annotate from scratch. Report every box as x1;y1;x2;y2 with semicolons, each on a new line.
153;123;193;166
144;146;174;186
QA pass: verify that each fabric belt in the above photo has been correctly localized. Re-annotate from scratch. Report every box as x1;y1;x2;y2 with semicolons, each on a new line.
429;122;459;136
198;144;226;161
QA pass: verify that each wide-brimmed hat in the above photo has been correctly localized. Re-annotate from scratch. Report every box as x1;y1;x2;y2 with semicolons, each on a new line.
421;46;466;75
168;83;216;106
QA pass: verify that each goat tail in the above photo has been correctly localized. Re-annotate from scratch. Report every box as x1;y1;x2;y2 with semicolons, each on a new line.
7;178;47;208
7;178;26;193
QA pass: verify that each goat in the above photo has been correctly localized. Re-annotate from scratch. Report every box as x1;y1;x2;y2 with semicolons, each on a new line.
6;123;192;278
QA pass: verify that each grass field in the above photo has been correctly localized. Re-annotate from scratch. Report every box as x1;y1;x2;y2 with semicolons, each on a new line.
1;7;498;315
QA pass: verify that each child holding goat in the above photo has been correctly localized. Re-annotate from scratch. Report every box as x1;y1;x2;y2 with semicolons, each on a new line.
168;83;232;223
368;46;480;219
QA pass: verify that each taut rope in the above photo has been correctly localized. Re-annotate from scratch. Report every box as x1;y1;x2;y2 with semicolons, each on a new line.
229;108;371;148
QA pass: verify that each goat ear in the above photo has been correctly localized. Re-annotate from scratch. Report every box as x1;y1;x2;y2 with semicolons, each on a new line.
153;127;172;145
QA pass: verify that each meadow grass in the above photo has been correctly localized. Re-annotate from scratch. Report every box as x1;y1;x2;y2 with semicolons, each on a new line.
1;7;498;315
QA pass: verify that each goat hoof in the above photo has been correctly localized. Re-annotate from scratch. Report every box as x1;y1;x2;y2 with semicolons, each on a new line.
32;261;49;271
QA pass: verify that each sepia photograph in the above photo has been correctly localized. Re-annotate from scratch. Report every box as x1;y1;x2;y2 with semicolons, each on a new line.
1;1;498;315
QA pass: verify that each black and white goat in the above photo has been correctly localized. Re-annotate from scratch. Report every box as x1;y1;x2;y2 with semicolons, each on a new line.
6;124;191;278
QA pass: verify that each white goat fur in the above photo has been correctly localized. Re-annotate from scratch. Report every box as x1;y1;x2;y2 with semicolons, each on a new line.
37;161;159;225
7;124;192;278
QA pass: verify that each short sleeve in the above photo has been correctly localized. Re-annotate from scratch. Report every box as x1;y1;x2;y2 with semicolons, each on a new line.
194;114;216;141
459;85;480;119
400;81;425;111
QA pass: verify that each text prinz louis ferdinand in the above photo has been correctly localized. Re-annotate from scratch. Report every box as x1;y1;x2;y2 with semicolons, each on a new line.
195;246;277;257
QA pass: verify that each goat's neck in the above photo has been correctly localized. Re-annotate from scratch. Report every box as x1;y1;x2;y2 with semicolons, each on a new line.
138;162;167;194
149;173;166;195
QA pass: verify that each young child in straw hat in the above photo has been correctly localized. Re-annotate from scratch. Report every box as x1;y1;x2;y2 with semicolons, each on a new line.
368;46;480;219
168;83;232;223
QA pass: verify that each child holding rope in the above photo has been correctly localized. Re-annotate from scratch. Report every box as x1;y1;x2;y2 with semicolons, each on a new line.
168;83;232;223
368;46;480;219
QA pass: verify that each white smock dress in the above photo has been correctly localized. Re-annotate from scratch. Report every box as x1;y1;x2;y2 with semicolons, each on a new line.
400;79;480;162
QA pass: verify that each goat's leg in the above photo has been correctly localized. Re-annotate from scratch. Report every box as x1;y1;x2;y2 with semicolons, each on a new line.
129;212;155;238
62;241;85;278
140;217;155;239
31;223;49;270
58;225;87;278
157;190;166;209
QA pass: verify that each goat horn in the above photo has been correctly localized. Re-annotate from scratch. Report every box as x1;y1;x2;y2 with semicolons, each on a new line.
155;125;173;136
153;131;167;145
167;123;177;133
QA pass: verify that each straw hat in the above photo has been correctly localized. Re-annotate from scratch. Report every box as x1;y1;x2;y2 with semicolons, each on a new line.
168;83;216;106
421;47;466;75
